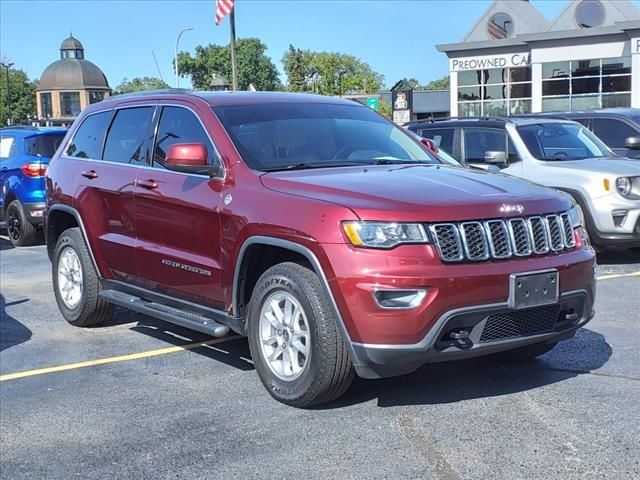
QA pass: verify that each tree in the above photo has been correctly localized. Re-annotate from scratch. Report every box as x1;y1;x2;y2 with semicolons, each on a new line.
424;75;450;90
377;98;392;120
115;77;170;94
176;38;280;91
282;46;384;96
0;61;36;125
391;78;421;91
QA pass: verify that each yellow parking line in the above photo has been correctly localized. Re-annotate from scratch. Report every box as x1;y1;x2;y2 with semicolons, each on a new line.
0;335;243;382
596;271;640;281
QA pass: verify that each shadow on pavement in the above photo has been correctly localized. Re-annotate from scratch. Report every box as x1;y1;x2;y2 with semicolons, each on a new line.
597;247;640;265
0;235;14;251
328;328;611;409
0;295;32;352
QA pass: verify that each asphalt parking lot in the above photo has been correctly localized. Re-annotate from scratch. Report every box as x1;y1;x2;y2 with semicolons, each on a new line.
1;235;639;480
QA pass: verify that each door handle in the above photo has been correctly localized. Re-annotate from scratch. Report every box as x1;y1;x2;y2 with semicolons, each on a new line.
81;170;98;179
137;179;158;190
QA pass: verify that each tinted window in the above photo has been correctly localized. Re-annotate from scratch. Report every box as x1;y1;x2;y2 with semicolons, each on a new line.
592;119;638;149
66;111;113;159
214;103;438;171
418;128;454;152
462;128;507;163
25;134;66;158
103;107;154;164
0;136;16;160
153;106;219;168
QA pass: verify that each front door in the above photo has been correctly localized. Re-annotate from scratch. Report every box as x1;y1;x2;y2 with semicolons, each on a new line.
133;104;226;309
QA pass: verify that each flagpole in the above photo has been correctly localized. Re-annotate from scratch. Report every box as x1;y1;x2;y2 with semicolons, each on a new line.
229;7;238;90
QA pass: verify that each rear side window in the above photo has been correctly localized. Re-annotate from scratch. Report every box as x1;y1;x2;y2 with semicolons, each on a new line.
25;134;66;158
592;118;638;149
0;136;16;160
418;128;454;152
103;107;154;164
66;111;113;159
463;128;507;163
153;106;219;169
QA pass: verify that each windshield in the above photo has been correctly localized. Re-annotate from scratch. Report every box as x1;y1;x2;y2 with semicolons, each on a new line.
517;122;612;161
25;133;66;158
212;103;439;171
435;147;462;166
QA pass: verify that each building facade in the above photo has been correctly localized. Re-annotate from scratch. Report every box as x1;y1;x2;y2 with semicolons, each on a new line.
437;0;640;117
36;36;111;125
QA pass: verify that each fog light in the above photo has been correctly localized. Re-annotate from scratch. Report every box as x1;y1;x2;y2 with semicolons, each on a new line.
612;209;628;227
373;289;427;309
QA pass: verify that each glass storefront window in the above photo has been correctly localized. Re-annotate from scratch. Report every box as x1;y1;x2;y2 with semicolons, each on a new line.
509;100;531;115
571;95;600;110
571;60;599;77
60;92;81;117
484;101;508;117
542;97;570;112
510;83;531;99
602;57;630;75
459;102;482;117
484;68;508;85
484;85;508;100
458;70;483;87
89;91;105;104
40;92;52;118
542;79;570;96
543;62;570;79
602;76;631;93
509;67;531;83
602;93;631;108
572;77;599;95
458;87;482;101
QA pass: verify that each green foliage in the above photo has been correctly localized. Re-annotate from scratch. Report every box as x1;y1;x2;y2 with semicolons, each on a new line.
377;98;392;119
392;78;421;91
0;63;36;125
282;46;384;96
115;77;170;94
423;75;450;90
176;38;281;91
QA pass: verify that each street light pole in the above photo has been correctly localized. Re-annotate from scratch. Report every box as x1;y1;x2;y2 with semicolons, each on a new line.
174;27;193;88
1;61;13;126
337;70;346;98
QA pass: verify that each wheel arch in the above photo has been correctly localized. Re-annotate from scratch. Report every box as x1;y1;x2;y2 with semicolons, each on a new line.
46;205;98;271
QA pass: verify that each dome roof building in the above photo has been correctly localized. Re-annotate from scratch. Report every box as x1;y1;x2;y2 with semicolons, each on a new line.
36;35;111;124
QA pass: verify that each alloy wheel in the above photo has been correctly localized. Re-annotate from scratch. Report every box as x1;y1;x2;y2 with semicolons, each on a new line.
57;246;84;309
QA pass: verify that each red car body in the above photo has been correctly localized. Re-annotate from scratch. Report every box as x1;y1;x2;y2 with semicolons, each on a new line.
45;91;596;380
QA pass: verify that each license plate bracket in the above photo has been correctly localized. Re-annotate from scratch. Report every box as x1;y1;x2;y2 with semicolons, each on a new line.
509;270;559;310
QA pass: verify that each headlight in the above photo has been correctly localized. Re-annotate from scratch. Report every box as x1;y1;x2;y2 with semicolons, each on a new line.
616;177;632;197
568;205;584;228
342;221;429;248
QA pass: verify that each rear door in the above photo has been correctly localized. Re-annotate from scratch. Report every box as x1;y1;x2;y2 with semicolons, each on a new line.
64;106;155;281
592;117;640;159
133;103;226;309
0;134;17;215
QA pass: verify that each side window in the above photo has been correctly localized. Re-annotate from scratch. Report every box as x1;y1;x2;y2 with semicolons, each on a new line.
0;136;16;160
103;107;155;164
462;128;507;163
507;137;520;163
66;111;113;159
592;118;637;149
153;106;220;169
419;128;454;152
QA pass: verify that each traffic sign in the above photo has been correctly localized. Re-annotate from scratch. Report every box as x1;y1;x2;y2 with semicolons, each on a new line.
367;97;379;111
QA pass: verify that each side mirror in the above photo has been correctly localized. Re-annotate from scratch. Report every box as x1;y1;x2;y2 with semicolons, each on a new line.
624;136;640;150
165;143;219;176
420;138;437;154
484;151;507;165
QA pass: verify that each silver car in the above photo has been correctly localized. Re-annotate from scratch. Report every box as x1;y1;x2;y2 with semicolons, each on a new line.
412;117;640;249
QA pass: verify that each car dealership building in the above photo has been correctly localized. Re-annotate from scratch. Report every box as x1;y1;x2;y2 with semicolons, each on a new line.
437;0;640;117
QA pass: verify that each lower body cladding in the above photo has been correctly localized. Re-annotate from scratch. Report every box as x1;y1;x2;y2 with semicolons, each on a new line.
23;202;46;224
350;290;593;379
319;243;597;379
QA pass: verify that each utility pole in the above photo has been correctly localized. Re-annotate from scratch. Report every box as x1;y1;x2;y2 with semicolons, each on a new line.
1;61;13;126
229;8;238;90
174;27;193;88
337;70;346;98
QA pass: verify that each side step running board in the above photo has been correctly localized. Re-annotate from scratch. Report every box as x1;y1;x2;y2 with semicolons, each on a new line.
99;289;230;338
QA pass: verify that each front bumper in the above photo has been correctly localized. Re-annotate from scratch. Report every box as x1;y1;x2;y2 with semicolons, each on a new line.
588;195;640;247
350;289;594;379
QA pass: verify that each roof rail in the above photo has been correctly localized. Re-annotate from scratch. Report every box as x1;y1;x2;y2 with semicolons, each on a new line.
407;116;509;125
0;125;39;131
110;88;193;99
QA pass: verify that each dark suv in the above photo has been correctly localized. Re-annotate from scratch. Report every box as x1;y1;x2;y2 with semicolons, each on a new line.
45;91;596;406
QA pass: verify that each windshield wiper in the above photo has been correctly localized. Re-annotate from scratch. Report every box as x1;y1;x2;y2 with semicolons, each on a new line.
263;161;361;172
371;158;423;165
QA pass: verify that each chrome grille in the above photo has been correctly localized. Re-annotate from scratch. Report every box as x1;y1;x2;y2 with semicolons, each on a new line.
429;212;574;263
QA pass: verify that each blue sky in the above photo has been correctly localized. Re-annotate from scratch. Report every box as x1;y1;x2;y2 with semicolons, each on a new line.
1;0;638;89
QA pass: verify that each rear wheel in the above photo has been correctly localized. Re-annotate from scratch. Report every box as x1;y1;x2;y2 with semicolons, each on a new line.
497;341;558;361
52;228;113;327
247;262;355;407
5;200;38;247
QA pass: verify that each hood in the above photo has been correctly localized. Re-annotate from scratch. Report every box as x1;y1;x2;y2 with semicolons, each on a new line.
261;164;571;222
541;157;640;176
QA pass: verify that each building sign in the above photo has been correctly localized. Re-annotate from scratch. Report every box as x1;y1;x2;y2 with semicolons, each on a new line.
392;89;413;124
632;37;640;54
450;53;531;71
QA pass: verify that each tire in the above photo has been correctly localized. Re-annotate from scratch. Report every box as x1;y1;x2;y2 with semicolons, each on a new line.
497;341;558;361
52;227;113;327
5;200;38;247
247;262;355;407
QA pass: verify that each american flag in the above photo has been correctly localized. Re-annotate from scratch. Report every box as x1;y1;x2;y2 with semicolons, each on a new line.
488;19;508;40
215;0;235;25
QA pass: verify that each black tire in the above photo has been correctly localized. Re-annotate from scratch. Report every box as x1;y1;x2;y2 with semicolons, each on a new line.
247;262;355;407
497;341;558;361
5;200;38;247
52;227;113;327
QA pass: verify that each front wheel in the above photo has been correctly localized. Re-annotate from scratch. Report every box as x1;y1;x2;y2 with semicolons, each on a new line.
247;262;354;407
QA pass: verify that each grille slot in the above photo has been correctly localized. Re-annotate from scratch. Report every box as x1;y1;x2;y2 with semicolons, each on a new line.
546;215;565;251
480;304;561;343
429;224;463;262
428;210;575;263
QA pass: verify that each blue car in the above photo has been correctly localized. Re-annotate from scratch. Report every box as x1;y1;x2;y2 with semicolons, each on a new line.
1;126;67;246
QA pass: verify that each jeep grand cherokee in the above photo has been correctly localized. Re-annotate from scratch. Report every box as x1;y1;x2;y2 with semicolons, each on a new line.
45;91;596;407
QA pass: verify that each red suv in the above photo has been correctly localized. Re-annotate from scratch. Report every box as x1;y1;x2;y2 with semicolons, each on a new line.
45;91;596;406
